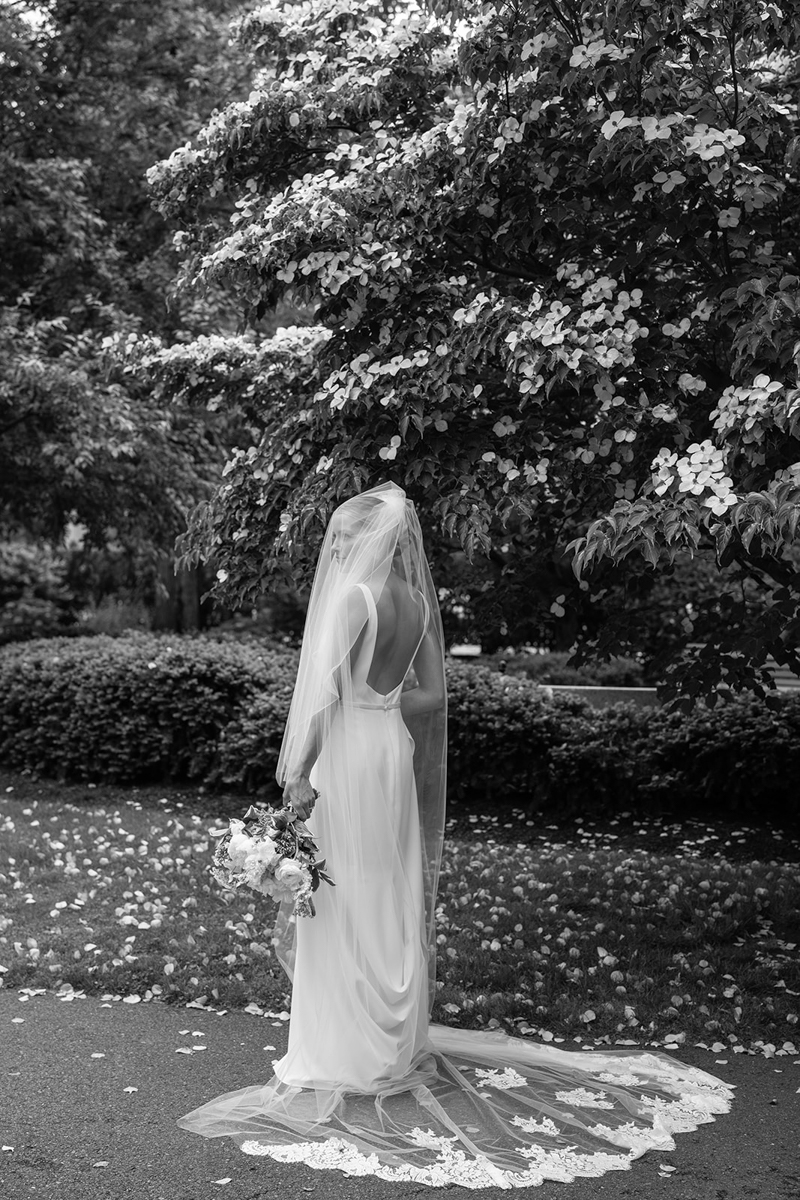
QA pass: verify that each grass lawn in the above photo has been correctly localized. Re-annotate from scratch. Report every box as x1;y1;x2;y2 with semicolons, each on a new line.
1;769;798;1056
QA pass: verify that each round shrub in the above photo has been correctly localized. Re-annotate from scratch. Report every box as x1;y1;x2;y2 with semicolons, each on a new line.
0;632;297;785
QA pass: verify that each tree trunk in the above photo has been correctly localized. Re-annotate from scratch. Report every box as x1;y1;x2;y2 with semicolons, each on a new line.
151;554;208;631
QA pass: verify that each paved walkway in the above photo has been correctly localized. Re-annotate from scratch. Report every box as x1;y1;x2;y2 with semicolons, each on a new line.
1;989;798;1200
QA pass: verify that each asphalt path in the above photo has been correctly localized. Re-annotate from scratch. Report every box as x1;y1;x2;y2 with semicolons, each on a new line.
1;989;798;1200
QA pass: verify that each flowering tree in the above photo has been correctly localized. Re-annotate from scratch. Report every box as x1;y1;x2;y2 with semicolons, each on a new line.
146;0;800;700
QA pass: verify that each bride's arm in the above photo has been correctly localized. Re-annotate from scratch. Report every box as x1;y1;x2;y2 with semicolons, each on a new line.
284;587;369;816
400;630;445;717
286;700;337;781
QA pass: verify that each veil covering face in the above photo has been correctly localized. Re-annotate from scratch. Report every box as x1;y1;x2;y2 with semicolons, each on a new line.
273;479;447;1014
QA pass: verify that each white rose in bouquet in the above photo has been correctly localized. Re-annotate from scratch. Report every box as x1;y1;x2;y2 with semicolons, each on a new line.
254;837;280;869
242;851;267;890
227;830;252;870
274;858;310;892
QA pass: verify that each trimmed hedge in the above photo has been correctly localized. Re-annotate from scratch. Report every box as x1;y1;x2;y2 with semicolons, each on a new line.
444;664;800;818
1;633;798;820
0;633;297;793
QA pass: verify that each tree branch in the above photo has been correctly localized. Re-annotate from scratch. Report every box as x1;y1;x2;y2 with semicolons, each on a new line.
0;410;34;437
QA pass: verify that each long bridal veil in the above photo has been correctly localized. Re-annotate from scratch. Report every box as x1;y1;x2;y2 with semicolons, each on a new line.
177;481;734;1189
271;480;447;1009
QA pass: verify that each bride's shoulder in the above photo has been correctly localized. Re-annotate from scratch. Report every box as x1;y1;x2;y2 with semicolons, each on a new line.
336;583;370;627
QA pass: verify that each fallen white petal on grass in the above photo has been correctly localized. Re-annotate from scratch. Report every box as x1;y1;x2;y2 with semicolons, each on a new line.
123;1087;138;1094
2;1146;13;1152
659;1164;677;1173
263;1045;276;1051
122;995;141;1004
90;1053;106;1059
92;1161;109;1168
175;1048;194;1055
212;1179;232;1186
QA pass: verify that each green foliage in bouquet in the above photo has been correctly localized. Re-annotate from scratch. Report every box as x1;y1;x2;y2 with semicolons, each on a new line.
1;635;798;820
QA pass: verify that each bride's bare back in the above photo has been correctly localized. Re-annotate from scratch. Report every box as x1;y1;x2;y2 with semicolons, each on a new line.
366;571;426;695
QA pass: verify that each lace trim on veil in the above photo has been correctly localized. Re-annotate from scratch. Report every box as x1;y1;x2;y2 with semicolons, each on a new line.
237;1072;732;1190
234;1043;735;1189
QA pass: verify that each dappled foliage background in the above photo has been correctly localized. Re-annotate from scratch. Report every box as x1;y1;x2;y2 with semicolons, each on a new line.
2;1;799;699
0;0;254;604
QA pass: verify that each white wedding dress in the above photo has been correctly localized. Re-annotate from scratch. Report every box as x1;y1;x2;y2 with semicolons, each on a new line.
177;580;734;1189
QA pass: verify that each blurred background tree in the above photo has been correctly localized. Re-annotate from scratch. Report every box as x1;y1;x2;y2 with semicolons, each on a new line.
0;0;257;632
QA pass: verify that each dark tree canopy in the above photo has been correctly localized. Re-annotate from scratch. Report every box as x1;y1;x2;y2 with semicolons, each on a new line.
0;0;251;564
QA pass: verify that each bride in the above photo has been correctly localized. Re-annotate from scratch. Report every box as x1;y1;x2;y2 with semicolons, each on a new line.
177;480;733;1188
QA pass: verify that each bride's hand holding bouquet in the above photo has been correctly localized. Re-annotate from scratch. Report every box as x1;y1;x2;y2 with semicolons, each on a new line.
283;773;317;822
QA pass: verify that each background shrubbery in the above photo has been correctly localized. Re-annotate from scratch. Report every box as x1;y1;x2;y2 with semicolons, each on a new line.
0;540;83;646
2;634;797;822
0;633;297;795
478;651;645;688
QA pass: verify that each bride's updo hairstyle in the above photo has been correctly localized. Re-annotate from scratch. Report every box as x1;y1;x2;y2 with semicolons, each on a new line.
274;481;447;1012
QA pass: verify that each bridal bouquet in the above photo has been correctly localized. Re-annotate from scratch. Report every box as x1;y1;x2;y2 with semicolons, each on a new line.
210;799;334;918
